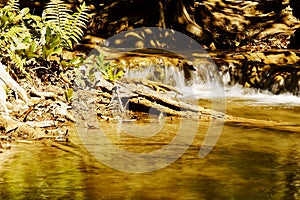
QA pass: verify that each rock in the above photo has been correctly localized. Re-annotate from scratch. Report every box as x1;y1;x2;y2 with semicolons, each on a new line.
0;115;8;131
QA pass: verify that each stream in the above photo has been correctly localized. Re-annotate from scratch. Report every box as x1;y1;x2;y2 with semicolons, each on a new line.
0;85;299;200
0;0;299;198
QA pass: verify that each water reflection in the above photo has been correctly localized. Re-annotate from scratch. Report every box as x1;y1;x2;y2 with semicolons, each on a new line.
0;143;85;199
0;104;299;199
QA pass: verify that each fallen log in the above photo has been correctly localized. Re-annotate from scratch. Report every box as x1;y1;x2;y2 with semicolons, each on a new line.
117;82;218;119
94;77;299;134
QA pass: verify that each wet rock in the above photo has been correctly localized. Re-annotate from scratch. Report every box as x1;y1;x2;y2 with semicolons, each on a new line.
214;50;300;95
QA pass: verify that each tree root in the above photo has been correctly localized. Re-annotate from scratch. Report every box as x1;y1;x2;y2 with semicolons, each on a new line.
0;63;29;113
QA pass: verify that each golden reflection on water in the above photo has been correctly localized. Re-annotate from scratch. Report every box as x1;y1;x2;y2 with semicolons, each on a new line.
0;102;299;199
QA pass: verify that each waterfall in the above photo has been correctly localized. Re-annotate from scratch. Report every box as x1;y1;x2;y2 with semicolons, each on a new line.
123;58;224;99
124;64;185;88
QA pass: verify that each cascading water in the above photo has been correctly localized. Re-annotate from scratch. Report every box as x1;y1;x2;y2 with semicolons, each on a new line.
122;56;300;106
124;64;186;88
123;56;224;100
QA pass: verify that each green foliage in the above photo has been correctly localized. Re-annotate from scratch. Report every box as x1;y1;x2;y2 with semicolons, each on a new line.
65;88;74;102
6;0;19;11
60;56;83;70
0;0;36;75
40;26;63;59
9;51;25;74
84;54;125;83
43;0;89;49
104;64;125;82
0;0;89;76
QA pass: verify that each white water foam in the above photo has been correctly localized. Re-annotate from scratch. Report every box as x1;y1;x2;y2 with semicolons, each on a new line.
124;63;300;106
224;85;300;106
178;83;300;106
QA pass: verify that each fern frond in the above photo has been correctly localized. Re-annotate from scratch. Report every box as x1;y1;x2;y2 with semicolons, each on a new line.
43;0;89;49
64;2;89;47
43;0;70;29
9;51;26;74
7;0;19;11
2;26;29;46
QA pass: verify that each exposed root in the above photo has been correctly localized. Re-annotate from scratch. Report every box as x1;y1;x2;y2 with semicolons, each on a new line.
0;63;29;113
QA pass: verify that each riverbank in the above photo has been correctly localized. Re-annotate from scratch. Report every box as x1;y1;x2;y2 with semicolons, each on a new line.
1;47;300;154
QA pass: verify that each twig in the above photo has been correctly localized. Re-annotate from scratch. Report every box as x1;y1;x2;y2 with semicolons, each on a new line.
30;87;57;99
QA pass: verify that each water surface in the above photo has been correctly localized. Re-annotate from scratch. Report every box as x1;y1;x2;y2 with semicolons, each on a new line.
0;91;299;199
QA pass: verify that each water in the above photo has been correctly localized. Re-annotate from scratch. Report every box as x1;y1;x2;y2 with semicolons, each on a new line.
180;83;300;104
0;94;299;199
124;61;221;90
1;59;300;199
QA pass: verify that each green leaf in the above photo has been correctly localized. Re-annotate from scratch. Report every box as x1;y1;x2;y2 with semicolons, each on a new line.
65;88;74;102
115;70;125;79
49;34;61;49
48;47;62;57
